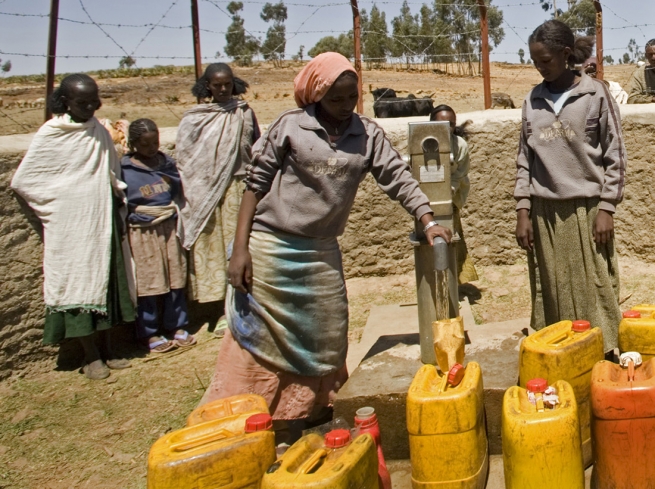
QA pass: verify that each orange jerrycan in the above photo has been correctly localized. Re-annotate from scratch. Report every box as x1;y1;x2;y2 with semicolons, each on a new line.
618;310;655;361
147;412;276;489
407;362;488;488
187;393;270;426
261;429;379;489
590;353;655;489
502;379;584;489
519;319;603;466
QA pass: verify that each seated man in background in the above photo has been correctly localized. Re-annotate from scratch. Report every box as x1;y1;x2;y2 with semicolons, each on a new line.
583;57;629;104
627;39;655;104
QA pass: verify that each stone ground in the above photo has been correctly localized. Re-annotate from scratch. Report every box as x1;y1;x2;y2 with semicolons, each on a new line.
2;259;655;488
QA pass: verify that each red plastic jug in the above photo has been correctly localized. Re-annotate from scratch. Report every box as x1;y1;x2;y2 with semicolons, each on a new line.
354;407;391;489
591;353;655;488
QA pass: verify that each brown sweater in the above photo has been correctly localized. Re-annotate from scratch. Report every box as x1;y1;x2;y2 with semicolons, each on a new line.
626;65;655;104
514;73;626;213
247;104;432;238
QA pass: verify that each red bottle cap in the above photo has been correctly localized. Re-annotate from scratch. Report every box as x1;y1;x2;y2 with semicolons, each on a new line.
245;413;273;433
447;363;466;387
623;310;641;319
571;320;591;332
526;378;548;393
325;429;351;448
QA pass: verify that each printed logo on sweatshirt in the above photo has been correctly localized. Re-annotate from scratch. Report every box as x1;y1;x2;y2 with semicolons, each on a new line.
309;157;349;178
139;178;171;199
539;119;576;142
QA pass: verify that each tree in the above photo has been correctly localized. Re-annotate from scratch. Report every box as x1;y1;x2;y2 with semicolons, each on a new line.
0;59;11;75
224;1;260;66
118;56;136;69
626;38;644;63
361;4;389;68
308;33;354;59
603;55;614;65
622;53;630;64
291;45;304;62
518;48;525;64
260;2;287;67
558;0;596;36
390;1;419;67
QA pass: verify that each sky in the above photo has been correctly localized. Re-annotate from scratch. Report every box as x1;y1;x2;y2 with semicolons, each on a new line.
0;0;653;76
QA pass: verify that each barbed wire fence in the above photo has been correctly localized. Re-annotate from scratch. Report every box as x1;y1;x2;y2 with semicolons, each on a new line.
0;0;651;133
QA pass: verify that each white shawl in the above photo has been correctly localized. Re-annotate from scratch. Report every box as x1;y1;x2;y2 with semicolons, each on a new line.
11;114;127;313
176;99;247;249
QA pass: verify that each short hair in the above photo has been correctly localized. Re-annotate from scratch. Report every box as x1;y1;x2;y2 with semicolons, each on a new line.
430;104;455;120
49;73;99;114
191;63;249;99
647;39;655;50
128;118;159;150
429;104;471;140
529;20;594;66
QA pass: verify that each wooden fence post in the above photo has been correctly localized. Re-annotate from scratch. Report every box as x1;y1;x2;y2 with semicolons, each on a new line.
477;0;491;110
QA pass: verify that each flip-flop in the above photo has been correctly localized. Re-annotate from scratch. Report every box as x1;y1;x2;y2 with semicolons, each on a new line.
173;330;197;348
214;317;228;338
141;337;177;354
105;358;132;369
82;360;110;380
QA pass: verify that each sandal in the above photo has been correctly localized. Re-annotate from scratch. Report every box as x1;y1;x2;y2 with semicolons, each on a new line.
214;317;228;338
173;330;197;348
82;360;110;380
141;337;178;354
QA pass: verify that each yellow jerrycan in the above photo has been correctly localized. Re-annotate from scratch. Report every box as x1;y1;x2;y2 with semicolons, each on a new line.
629;303;655;317
261;429;379;489
407;362;488;488
502;379;584;489
187;393;270;426
519;319;603;467
147;412;276;489
619;310;655;361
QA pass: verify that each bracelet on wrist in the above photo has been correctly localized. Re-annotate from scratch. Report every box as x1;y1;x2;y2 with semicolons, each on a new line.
423;220;440;234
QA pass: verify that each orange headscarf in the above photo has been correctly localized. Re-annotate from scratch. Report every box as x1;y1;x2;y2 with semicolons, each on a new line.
293;52;357;108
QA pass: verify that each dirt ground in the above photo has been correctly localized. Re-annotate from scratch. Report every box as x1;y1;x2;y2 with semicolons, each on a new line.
0;62;649;488
0;62;640;135
2;258;655;488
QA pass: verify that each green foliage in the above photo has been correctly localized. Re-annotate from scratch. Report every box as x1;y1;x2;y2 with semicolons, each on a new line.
260;2;287;66
558;0;596;36
603;55;614;65
625;38;644;63
1;59;11;75
518;48;525;64
361;5;389;68
308;33;354;59
225;1;260;66
291;45;305;62
118;56;136;69
390;1;419;63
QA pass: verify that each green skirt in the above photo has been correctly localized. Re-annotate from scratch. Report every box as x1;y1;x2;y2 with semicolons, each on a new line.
43;215;135;345
528;197;621;351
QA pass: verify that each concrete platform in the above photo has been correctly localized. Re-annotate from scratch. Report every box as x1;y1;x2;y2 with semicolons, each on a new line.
335;300;533;459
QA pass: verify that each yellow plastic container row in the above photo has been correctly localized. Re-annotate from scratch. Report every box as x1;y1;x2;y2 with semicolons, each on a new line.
519;319;603;467
502;380;584;489
407;362;488;488
262;432;379;489
187;393;270;426
619;307;655;361
148;410;276;489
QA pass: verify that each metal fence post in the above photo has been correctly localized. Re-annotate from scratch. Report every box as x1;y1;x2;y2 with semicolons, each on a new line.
594;0;604;81
477;0;491;110
350;0;363;114
45;0;60;121
191;0;203;103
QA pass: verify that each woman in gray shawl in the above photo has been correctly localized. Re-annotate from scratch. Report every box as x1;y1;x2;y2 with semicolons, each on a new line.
176;64;260;333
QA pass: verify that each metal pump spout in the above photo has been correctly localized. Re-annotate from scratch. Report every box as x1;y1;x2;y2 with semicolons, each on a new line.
407;121;460;364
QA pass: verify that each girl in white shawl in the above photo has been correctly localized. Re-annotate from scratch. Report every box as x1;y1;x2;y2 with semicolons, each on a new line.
176;63;260;335
11;74;135;380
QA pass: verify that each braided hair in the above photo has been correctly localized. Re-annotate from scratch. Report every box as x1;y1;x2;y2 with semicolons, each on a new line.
128;118;158;151
49;73;99;114
191;63;249;99
429;104;471;140
529;20;594;67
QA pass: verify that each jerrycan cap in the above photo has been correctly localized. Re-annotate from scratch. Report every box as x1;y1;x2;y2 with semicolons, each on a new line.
571;320;591;332
325;429;351;448
245;413;273;433
447;364;466;387
623;310;642;319
527;378;548;393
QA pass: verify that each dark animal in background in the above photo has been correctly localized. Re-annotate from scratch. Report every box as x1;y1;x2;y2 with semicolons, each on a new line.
371;87;397;100
491;92;516;109
373;96;434;118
